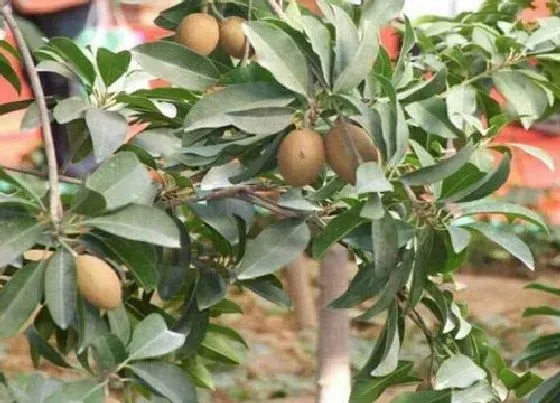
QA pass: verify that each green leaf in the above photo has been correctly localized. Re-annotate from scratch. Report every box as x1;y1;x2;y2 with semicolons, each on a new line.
312;206;365;259
45;250;76;330
132;41;219;91
446;85;478;129
372;213;399;278
52;96;87;124
332;5;358;79
0;99;34;116
393;16;416;88
25;326;70;368
333;21;379;93
529;370;560;403
86;108;128;163
184;82;294;133
360;0;404;31
196;267;227;310
409;227;434;308
361;193;385;220
0;215;43;267
526;283;560;297
158;216;191;300
451;381;495;403
1;170;48;204
526;16;560;50
128;314;185;361
0;53;21;94
243;21;309;96
49;37;96;85
356;162;393;194
300;15;332;85
86;152;155;210
516;334;560;368
36;60;80;82
331;263;386;308
398;68;447;103
504;143;554;171
96;48;131;88
107;304;130;345
183;355;215;390
75;298;108;354
21;101;42;130
199;331;243;365
359;249;414;320
493;70;548;129
454;200;547;232
401;142;475;186
352;362;414;403
84;204;181;248
447;226;472;253
434;355;486;390
128;361;197;403
391;390;452;403
239;275;292;308
91;333;126;374
237;219;310;280
0;262;45;338
44;379;104;403
524;306;560;318
462;222;535;270
406;97;458;139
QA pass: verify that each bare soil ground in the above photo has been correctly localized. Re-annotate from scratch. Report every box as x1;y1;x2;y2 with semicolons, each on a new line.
1;273;560;402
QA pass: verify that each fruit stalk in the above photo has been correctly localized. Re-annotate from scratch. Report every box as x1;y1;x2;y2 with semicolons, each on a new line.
0;1;63;229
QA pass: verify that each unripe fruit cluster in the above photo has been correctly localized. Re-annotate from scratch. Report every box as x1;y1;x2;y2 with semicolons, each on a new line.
277;121;379;187
176;13;248;58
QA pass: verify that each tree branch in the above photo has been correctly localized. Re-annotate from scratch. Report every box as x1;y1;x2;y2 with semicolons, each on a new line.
1;2;63;228
266;0;288;22
1;166;82;185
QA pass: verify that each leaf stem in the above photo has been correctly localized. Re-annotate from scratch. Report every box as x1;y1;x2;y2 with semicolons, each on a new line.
0;2;63;229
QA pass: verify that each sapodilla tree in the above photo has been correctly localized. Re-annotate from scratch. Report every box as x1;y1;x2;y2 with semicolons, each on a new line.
0;0;558;402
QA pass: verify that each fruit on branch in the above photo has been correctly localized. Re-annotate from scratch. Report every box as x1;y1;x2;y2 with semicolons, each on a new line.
324;120;378;184
220;16;249;59
76;255;122;310
277;128;325;187
176;13;220;56
23;249;54;261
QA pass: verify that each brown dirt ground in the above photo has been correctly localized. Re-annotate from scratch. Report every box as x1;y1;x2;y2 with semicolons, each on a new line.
1;273;560;402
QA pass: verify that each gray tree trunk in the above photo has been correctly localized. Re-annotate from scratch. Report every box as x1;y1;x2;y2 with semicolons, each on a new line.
285;254;317;330
316;244;351;403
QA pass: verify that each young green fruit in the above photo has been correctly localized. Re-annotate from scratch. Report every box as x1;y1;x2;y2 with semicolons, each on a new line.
76;255;122;310
277;128;325;187
176;13;219;56
324;120;378;184
219;16;248;59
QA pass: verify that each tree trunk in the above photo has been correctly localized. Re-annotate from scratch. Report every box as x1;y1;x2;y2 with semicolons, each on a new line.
285;254;316;330
316;244;351;403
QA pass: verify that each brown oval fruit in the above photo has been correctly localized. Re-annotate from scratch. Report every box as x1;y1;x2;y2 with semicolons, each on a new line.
176;13;219;56
277;128;325;187
24;249;54;261
76;255;122;310
324;120;378;184
219;16;248;59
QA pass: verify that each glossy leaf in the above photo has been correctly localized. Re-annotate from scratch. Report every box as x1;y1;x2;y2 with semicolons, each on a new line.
196;267;227;310
372;213;399;278
0;262;45;338
52;96;87;124
300;15;332;85
49;37;96;85
44;379;104;403
84;204;181;248
107;304;130;345
408;227;434;308
128;314;185;361
132;41;219;91
462;222;534;270
313;206;365;259
239;275;292;308
86;151;155;211
86;108;128;163
237;219;310;280
243;21;309;96
0;215;43;268
356;163;393;194
128;361;197;403
434;355;486;390
45;250;76;330
401;143;475;186
96;48;131;88
406;97;458;139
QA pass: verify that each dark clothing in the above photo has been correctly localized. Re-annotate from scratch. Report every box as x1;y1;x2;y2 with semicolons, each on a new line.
16;4;93;175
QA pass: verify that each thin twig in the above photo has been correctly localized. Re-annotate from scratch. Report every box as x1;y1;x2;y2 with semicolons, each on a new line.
266;0;288;22
1;166;82;185
1;2;63;228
